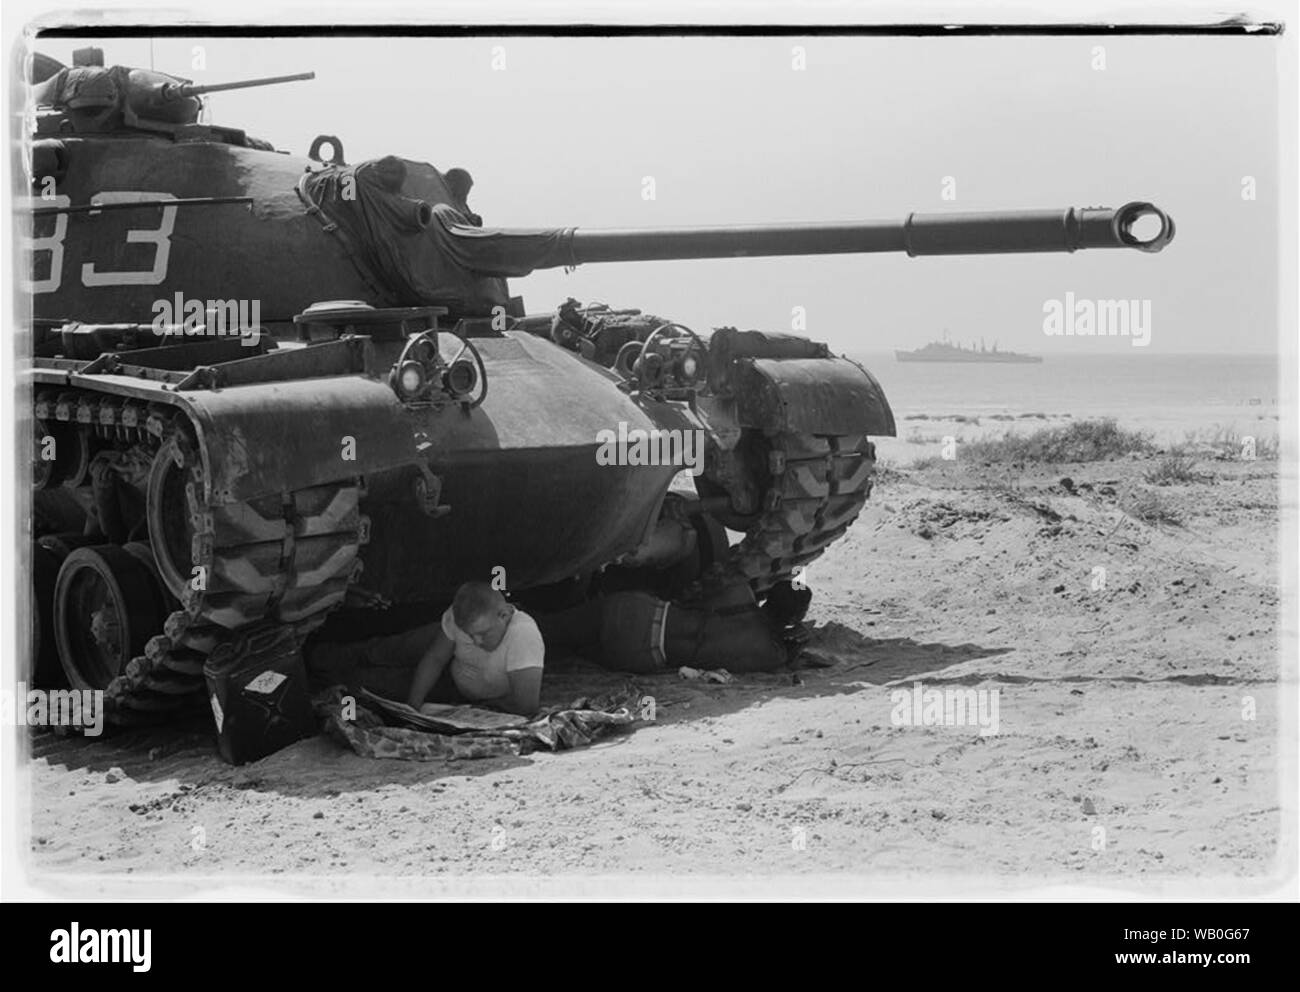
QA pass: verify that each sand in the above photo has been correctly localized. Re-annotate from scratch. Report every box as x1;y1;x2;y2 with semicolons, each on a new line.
20;422;1289;897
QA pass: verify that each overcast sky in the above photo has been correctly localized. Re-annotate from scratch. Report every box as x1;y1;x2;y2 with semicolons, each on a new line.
35;33;1281;354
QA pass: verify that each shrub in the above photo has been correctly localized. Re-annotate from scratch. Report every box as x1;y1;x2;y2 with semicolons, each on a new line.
1143;448;1199;485
962;418;1152;464
1124;490;1183;527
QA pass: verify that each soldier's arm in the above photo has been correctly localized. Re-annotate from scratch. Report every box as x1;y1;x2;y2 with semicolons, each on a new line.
406;628;454;708
485;667;543;716
483;623;545;715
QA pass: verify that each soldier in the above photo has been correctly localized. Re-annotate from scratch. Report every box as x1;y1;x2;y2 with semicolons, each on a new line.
405;581;545;715
536;576;801;675
308;581;545;716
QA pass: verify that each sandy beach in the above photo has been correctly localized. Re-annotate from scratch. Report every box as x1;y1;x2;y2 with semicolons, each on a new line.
21;414;1286;895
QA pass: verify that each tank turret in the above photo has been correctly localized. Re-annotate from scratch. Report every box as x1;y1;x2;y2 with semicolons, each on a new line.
29;53;313;136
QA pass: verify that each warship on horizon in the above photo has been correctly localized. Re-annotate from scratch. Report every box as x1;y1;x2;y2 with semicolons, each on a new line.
895;335;1043;364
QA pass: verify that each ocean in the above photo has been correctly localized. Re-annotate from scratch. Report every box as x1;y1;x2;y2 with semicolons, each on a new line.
844;352;1283;459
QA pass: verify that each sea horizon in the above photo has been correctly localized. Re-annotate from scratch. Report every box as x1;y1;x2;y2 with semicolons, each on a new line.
842;352;1282;452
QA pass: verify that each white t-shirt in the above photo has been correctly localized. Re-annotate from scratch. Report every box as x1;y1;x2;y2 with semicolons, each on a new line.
441;606;545;701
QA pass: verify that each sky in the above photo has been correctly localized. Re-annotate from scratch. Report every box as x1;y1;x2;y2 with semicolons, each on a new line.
30;32;1283;355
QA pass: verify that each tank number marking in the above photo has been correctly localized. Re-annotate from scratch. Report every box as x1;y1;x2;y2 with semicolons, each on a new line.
81;191;178;287
20;194;69;294
21;190;178;293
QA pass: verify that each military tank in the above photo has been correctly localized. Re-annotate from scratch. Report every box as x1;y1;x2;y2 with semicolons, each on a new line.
22;50;1176;724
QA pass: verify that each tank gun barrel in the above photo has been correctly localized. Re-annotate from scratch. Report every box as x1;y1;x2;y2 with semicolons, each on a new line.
441;201;1174;278
558;202;1175;263
162;71;315;101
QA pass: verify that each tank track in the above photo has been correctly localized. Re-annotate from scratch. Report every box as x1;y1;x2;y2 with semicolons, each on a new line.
34;387;368;726
726;432;876;595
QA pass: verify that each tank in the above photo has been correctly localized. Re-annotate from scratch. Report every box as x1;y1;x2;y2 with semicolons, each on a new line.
22;51;1176;725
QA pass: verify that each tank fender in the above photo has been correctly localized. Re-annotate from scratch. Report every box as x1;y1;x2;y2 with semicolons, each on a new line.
176;378;422;504
721;356;896;438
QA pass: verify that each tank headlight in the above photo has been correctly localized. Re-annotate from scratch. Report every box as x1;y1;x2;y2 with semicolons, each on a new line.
410;338;438;365
397;360;426;398
638;352;665;384
443;358;479;398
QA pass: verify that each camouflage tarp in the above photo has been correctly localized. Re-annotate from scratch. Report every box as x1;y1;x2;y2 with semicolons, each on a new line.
299;155;570;313
314;684;645;762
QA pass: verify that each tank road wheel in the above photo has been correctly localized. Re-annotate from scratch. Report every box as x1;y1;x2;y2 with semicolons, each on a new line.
146;434;202;604
53;545;169;693
719;432;877;596
33;421;92;490
32;542;67;688
62;427;94;488
33;532;100;688
34;420;64;489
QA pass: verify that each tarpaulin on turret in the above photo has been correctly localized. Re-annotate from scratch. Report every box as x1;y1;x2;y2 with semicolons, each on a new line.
300;156;570;315
33;65;201;126
34;65;135;112
428;207;576;277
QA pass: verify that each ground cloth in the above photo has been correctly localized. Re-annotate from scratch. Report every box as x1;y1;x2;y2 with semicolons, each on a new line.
314;684;645;761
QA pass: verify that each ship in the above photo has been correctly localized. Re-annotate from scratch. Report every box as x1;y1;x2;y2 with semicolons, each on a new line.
895;333;1042;364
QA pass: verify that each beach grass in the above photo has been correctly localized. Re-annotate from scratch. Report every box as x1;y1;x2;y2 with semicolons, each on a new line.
1143;447;1200;485
1123;489;1184;527
872;457;905;485
1186;425;1280;462
958;418;1153;465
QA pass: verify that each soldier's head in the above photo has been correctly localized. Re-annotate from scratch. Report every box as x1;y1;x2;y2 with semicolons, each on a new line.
452;581;512;650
